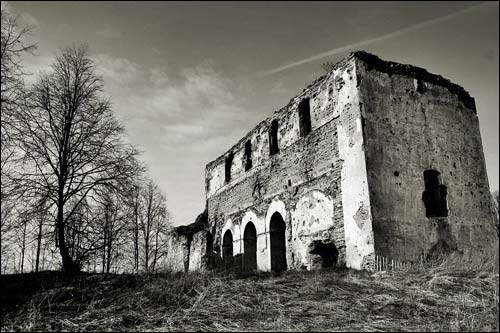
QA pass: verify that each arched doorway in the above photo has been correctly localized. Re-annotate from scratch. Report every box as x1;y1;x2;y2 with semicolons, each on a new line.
222;230;233;258
270;212;287;273
243;222;257;271
222;230;233;269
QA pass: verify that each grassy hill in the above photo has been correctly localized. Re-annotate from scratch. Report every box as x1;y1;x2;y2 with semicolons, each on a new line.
1;255;498;332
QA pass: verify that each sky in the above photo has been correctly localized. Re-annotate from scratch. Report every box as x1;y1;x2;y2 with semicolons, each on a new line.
6;1;499;226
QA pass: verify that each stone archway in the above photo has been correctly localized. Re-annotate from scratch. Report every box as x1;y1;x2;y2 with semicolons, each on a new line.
222;230;233;258
222;230;233;269
270;212;287;273
243;222;257;271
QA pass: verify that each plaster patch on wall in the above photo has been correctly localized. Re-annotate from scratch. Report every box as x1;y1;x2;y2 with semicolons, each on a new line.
354;203;369;230
290;190;335;269
338;60;375;270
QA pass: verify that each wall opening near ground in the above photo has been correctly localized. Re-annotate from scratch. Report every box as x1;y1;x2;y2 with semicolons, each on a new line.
270;212;287;273
243;222;257;271
222;229;233;269
309;240;339;268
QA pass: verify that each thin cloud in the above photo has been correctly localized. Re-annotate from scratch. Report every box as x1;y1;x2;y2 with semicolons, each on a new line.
96;27;123;39
91;54;254;225
258;2;493;77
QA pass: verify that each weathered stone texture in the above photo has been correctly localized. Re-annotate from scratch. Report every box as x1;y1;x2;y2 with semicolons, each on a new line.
205;55;374;271
164;232;188;272
188;231;207;271
356;56;497;261
166;51;497;272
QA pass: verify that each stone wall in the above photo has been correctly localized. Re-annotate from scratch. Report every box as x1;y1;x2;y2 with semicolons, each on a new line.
188;231;207;271
165;51;496;273
164;232;188;272
356;54;498;261
164;210;209;272
205;54;375;271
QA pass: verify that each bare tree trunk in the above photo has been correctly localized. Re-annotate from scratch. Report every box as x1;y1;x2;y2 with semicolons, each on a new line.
152;220;160;272
20;219;27;273
13;253;16;273
134;198;139;272
144;234;149;272
57;195;78;273
106;225;112;274
35;212;43;272
41;243;46;271
102;231;106;274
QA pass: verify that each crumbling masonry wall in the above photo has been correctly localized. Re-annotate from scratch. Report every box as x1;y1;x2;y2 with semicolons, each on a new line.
165;211;209;272
165;51;497;273
355;53;498;261
205;55;374;271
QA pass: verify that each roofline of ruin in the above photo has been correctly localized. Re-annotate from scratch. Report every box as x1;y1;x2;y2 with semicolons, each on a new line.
204;50;476;171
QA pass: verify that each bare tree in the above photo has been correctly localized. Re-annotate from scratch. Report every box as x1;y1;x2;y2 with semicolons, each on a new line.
123;179;142;273
139;179;170;272
95;186;133;273
1;6;37;140
151;207;170;272
15;45;142;273
1;7;37;272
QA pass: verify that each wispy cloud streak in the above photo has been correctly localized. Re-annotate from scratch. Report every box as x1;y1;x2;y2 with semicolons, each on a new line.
258;2;492;76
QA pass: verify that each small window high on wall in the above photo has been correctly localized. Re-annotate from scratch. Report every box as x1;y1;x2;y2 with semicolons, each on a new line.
269;120;279;155
244;140;252;171
225;152;233;183
422;169;448;217
298;98;311;137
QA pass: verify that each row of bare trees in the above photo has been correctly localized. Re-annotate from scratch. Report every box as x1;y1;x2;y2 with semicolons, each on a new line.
1;8;171;274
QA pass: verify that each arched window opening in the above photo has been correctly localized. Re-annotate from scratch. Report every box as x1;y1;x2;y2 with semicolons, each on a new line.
244;140;252;171
422;169;448;217
269;120;279;156
298;98;311;137
225;152;233;183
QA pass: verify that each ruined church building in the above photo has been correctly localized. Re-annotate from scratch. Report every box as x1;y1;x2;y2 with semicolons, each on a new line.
166;51;497;272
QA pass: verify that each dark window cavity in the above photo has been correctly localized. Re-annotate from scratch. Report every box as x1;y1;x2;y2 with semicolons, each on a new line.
298;98;312;137
225;152;233;183
422;169;448;217
416;79;426;93
244;140;252;171
269;120;279;155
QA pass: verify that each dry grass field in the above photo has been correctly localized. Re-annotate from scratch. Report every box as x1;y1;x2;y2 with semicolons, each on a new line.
1;253;498;332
